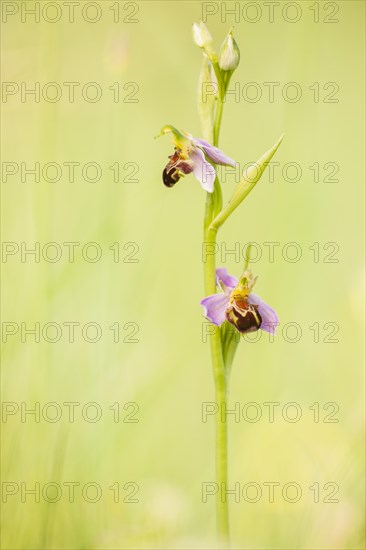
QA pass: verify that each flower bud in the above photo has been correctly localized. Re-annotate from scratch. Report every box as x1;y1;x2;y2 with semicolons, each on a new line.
192;21;213;49
219;30;240;71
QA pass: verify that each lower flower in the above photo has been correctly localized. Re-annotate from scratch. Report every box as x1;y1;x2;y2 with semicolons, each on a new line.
200;268;279;334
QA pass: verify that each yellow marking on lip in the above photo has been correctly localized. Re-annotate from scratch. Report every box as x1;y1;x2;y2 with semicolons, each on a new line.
229;288;250;305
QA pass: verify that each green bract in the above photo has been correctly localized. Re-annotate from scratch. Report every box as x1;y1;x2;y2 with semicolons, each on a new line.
210;134;284;231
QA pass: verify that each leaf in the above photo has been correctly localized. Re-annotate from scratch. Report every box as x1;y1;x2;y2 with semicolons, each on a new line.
221;321;240;380
210;134;284;230
197;55;216;143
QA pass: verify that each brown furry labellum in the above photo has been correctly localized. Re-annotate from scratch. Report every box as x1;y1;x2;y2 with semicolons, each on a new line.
226;294;262;333
162;149;193;187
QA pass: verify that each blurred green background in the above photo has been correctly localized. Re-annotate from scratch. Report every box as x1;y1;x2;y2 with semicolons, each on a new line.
1;1;365;548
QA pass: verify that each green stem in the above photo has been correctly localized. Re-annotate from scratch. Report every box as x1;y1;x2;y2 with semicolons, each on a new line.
203;78;231;545
213;98;224;147
203;226;229;546
213;71;232;147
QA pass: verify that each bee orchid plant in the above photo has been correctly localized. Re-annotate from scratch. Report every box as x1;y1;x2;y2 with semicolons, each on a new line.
157;22;283;548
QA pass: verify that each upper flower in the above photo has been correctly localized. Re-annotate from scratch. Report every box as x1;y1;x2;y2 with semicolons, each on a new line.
219;29;240;71
192;21;213;50
157;125;236;193
200;268;279;334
